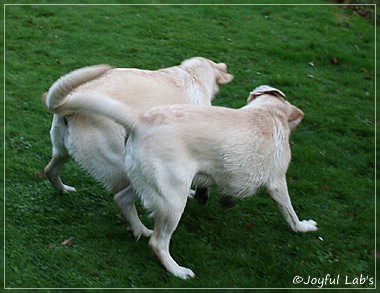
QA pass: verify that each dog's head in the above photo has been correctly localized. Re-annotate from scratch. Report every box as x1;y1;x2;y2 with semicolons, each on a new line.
247;85;304;131
181;57;233;96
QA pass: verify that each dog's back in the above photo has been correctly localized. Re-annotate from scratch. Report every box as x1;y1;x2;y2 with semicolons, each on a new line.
130;103;291;198
71;68;190;112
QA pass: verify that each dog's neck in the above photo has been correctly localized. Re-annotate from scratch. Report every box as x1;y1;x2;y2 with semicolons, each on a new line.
184;64;216;100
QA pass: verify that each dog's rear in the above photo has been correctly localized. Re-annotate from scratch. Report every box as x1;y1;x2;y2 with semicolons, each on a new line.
45;64;112;111
42;64;112;191
53;92;139;133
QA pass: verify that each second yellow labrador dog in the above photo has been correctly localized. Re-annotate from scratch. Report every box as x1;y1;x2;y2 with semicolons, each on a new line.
50;85;317;279
43;57;233;239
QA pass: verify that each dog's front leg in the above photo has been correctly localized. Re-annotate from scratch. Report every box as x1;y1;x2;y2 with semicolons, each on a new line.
114;186;153;240
267;177;317;232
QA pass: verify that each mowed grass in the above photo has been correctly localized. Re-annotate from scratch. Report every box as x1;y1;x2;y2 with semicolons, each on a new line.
4;3;376;289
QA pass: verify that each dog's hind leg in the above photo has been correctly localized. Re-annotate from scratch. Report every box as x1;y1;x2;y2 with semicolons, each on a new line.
267;176;317;233
148;191;195;280
114;186;152;240
44;115;76;193
45;153;75;193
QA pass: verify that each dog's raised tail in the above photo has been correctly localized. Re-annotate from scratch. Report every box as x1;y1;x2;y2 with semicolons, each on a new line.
45;64;112;112
54;93;139;133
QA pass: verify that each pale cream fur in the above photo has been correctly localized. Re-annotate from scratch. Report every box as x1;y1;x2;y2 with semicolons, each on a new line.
51;85;317;280
43;57;233;240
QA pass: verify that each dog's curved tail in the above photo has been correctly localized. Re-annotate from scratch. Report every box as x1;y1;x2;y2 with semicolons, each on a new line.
44;64;112;112
53;92;139;133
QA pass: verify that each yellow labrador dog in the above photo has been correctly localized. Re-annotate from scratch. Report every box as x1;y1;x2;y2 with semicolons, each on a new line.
51;85;318;279
43;57;233;240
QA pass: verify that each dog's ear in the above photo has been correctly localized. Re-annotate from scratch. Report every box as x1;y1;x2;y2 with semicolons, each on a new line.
247;85;286;103
215;63;234;84
42;92;48;108
288;105;304;131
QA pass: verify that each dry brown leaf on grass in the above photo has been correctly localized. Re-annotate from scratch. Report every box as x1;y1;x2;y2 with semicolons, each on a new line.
320;185;329;191
33;170;46;179
246;223;254;230
61;237;74;247
330;56;338;64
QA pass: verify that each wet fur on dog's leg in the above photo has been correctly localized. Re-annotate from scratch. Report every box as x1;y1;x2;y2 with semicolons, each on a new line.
267;177;317;233
114;186;153;240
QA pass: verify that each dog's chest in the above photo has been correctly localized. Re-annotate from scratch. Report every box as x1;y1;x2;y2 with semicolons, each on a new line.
219;152;274;197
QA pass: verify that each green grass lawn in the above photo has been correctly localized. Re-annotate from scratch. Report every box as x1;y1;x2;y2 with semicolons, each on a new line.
4;2;376;289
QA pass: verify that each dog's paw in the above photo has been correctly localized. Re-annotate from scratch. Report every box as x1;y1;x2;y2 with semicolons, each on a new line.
296;219;318;232
62;185;76;193
129;227;153;241
141;228;153;238
172;266;195;280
